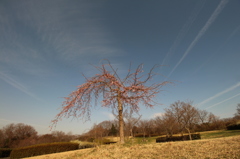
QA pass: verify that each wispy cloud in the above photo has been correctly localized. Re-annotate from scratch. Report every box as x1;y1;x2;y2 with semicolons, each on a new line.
205;93;240;110
151;112;165;118
198;82;240;107
186;24;240;80
0;72;42;101
162;0;206;66
101;112;115;120
168;0;229;77
0;1;122;75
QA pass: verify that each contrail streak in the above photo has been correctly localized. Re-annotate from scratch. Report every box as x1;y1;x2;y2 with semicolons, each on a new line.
205;93;240;110
198;82;240;107
168;0;229;77
161;0;206;66
0;72;42;101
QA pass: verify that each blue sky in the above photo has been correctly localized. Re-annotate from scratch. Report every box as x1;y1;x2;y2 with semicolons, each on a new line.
0;0;240;135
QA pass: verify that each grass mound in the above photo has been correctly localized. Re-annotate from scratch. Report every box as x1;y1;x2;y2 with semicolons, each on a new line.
23;135;240;159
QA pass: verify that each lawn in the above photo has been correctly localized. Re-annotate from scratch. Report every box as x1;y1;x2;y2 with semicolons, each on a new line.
24;135;240;159
22;130;240;159
200;129;240;139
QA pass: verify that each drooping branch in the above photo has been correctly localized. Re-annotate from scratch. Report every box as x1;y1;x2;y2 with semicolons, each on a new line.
51;61;171;144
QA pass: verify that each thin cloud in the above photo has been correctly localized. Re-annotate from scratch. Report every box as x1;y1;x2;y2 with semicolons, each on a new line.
0;72;42;101
198;82;240;107
205;93;240;110
0;1;122;75
186;24;240;80
152;112;165;118
162;0;206;66
102;112;115;120
168;0;229;77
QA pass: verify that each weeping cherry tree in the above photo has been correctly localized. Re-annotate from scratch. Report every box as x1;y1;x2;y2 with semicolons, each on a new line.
51;60;170;144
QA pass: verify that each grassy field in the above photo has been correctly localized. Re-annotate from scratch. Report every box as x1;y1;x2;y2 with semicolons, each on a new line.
24;130;240;159
200;129;240;139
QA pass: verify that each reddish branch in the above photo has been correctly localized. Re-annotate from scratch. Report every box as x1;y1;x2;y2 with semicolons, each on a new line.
51;61;170;143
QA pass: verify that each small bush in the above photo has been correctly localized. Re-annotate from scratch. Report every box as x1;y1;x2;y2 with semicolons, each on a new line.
227;124;240;130
10;142;79;159
0;148;13;158
156;133;201;143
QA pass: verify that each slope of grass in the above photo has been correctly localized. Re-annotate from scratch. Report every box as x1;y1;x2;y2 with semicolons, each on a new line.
24;135;240;159
200;130;240;139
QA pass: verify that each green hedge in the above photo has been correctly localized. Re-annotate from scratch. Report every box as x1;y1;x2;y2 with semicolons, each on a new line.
0;148;13;158
10;142;79;159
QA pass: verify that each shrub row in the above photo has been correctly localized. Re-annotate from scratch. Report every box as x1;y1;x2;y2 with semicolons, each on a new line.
0;148;13;158
10;142;79;159
227;123;240;130
156;133;201;143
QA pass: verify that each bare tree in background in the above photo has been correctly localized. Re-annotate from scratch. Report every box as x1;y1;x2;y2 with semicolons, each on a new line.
123;110;142;138
234;103;240;120
165;101;185;135
180;102;199;140
51;60;170;144
164;101;199;140
0;129;5;148
161;111;179;137
196;109;209;131
137;119;149;137
1;123;37;148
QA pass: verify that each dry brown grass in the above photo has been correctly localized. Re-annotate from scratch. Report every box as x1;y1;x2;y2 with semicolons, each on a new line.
24;135;240;159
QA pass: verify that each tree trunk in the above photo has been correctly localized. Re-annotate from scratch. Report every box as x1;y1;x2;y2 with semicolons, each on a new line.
118;95;125;144
130;128;133;137
185;126;192;140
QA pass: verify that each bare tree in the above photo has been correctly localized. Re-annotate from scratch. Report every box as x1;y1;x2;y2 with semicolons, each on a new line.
197;109;209;124
0;129;5;148
165;101;185;135
123;110;142;138
234;103;240;120
1;123;37;148
207;113;225;130
161;112;179;137
98;120;113;137
196;109;209;131
51;131;74;142
51;60;170;144
137;119;149;137
164;101;199;139
180;102;199;140
154;116;165;135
